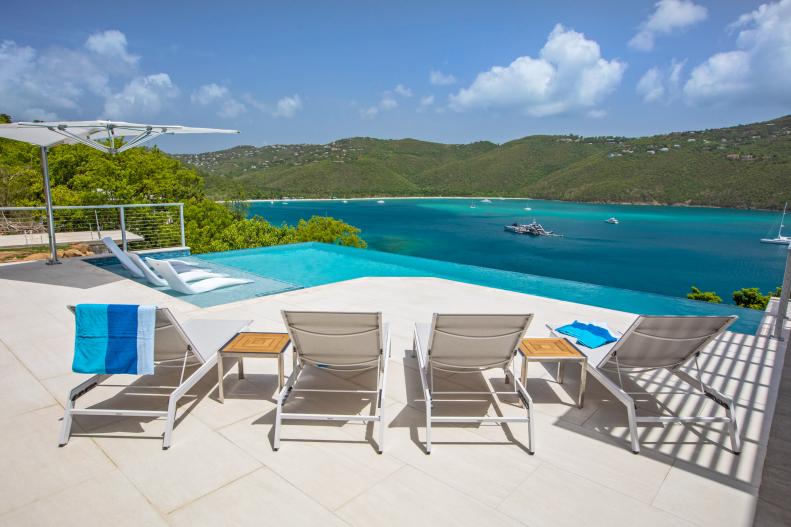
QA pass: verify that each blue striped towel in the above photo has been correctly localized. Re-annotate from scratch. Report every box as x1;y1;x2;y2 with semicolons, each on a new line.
73;304;156;375
556;320;619;349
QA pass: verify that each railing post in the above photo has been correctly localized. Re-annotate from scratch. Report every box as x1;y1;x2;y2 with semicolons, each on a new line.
179;203;186;247
119;206;127;251
773;244;791;340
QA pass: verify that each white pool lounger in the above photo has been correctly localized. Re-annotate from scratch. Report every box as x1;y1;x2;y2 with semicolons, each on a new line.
101;237;203;275
147;258;253;294
126;251;226;287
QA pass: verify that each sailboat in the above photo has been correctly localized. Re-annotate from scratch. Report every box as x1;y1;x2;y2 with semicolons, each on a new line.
761;202;791;244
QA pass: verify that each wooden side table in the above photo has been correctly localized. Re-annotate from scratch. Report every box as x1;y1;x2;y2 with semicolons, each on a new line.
518;338;587;408
217;332;291;403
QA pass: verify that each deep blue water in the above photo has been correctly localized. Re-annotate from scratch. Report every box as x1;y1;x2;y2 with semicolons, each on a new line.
248;198;787;304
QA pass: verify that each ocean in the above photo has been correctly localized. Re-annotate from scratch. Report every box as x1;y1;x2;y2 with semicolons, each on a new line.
248;198;787;305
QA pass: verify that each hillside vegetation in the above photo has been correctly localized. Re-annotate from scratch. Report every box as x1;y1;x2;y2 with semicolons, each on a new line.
0;113;366;259
176;115;791;209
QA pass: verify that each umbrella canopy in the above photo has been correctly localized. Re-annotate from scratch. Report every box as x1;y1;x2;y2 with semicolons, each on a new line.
0;120;240;263
0;120;238;152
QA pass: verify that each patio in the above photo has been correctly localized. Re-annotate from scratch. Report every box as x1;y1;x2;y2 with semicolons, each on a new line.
0;257;788;526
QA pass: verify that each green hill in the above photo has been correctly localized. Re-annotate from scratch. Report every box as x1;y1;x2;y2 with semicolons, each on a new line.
175;115;791;209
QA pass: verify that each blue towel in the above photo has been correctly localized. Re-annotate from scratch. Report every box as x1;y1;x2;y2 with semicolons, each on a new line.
556;320;618;349
73;304;156;375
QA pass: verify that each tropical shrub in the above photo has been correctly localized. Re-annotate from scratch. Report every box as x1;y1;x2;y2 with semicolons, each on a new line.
732;288;770;310
686;286;721;304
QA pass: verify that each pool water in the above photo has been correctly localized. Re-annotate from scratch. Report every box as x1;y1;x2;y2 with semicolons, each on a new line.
193;242;764;334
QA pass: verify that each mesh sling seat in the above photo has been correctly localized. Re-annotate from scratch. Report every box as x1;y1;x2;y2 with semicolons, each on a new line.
59;306;250;449
276;311;390;453
413;313;535;454
561;315;741;454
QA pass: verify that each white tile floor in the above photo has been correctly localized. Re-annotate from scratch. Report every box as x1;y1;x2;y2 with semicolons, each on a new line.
0;257;787;526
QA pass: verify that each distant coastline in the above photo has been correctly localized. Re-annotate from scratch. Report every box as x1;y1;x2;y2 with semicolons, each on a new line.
219;196;774;212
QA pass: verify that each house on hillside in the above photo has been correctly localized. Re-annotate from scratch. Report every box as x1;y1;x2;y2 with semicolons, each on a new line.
726;153;740;160
646;150;656;155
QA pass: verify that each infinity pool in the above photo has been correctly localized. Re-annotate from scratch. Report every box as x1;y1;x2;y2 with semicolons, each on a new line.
190;242;764;334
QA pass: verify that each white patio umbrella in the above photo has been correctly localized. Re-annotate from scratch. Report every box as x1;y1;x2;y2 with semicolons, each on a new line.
0;120;239;264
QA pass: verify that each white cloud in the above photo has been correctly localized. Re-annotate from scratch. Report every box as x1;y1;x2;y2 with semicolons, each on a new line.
218;98;247;118
103;73;179;118
683;0;791;105
360;91;401;119
637;59;685;102
418;94;435;111
273;94;303;118
191;83;228;105
85;30;139;66
360;106;379;120
241;93;303;118
21;108;59;121
0;30;177;121
629;0;708;51
191;83;249;118
429;70;457;85
449;24;625;117
587;109;607;118
379;95;398;110
394;84;413;97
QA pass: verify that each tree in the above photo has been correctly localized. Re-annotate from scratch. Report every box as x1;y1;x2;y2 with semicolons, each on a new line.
732;287;770;310
293;216;366;248
0;128;368;257
687;286;721;304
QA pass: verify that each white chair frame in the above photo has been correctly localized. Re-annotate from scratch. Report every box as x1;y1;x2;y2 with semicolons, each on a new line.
274;313;391;453
413;315;535;455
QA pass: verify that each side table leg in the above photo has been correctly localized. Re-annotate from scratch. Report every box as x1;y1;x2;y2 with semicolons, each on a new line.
578;359;587;408
238;357;245;380
557;361;565;384
217;355;225;403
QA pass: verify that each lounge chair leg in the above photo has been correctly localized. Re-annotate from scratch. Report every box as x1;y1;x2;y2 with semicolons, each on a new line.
378;405;385;454
237;357;245;380
626;403;640;454
163;397;178;450
59;409;73;447
425;397;432;455
273;398;283;451
59;375;100;447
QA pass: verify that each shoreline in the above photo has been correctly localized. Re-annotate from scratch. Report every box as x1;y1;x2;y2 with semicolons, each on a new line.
220;196;775;212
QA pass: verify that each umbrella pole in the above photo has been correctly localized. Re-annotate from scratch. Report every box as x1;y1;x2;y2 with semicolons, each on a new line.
40;146;59;265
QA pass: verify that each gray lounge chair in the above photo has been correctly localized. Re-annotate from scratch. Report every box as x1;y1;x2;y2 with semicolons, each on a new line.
59;306;250;449
413;313;535;454
556;315;741;454
276;311;390;453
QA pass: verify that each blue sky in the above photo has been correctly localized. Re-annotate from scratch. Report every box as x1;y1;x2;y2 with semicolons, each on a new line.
2;1;790;152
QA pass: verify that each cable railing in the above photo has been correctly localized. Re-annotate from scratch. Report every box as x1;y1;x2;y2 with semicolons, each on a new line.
0;203;185;256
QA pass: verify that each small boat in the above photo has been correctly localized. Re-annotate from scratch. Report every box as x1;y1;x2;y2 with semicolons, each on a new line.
377;200;385;204
469;201;477;209
504;221;562;237
605;217;619;224
342;200;349;203
761;203;791;244
524;207;532;211
481;199;492;203
282;202;289;205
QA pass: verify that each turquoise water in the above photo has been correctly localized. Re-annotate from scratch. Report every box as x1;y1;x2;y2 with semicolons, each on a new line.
195;242;765;334
249;198;786;304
